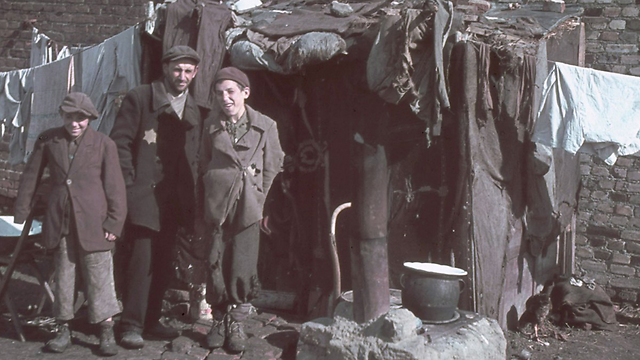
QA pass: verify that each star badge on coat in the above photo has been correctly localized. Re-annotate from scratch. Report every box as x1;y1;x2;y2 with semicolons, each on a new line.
143;129;157;144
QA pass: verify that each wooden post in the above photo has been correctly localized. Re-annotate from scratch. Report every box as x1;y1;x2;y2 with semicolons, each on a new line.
351;140;390;323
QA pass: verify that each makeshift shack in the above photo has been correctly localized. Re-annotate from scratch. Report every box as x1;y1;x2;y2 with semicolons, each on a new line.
1;0;586;330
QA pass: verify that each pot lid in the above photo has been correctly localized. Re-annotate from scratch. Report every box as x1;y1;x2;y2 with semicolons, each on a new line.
403;262;468;277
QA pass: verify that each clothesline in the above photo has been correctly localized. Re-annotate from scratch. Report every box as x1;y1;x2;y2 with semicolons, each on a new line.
0;24;143;165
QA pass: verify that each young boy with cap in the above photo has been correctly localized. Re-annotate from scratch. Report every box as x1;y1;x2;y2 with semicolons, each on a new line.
199;66;284;353
14;92;127;356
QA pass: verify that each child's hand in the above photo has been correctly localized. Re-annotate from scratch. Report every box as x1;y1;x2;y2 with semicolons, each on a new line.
105;232;117;242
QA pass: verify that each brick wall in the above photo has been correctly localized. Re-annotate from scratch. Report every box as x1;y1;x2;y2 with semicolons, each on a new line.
0;0;149;208
573;0;640;304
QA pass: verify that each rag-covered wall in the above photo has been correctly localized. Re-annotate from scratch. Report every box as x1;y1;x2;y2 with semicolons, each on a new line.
573;0;640;305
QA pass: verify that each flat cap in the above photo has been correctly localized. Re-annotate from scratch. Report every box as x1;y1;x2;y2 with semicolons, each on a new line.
214;67;250;89
59;92;99;120
162;45;201;64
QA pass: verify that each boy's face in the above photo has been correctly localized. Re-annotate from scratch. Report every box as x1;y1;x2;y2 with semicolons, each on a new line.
215;80;250;121
62;112;90;138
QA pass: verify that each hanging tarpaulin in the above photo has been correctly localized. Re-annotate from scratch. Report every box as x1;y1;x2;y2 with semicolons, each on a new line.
533;62;640;165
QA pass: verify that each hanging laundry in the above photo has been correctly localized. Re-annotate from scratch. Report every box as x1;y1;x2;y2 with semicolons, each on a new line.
26;57;73;158
76;25;142;135
0;68;35;165
163;0;231;109
533;62;640;165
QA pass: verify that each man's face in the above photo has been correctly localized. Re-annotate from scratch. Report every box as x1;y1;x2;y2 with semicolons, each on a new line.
62;112;90;138
215;80;250;121
163;59;198;95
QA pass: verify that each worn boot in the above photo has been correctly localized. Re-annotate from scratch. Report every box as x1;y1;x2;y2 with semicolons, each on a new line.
45;323;71;353
98;320;118;356
205;318;226;349
224;304;252;353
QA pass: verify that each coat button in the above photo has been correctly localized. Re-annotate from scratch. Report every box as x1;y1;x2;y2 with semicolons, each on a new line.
66;179;72;185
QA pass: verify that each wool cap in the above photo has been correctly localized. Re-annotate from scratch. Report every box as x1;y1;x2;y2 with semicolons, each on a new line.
214;66;250;89
59;92;99;120
162;45;201;64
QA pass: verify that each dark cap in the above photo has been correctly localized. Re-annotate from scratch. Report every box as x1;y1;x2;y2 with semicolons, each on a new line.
162;45;201;64
59;92;99;120
214;67;250;89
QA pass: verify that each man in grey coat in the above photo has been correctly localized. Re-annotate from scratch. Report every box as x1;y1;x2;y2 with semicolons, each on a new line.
110;45;209;348
199;67;284;353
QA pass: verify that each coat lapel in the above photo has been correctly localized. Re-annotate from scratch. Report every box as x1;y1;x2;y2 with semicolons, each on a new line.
209;118;242;166
68;127;96;176
49;129;70;174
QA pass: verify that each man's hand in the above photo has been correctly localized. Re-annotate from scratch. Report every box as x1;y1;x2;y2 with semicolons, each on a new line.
105;231;117;242
260;216;272;235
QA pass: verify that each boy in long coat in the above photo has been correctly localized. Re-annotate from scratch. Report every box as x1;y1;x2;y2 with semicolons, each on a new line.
199;67;284;353
14;92;127;356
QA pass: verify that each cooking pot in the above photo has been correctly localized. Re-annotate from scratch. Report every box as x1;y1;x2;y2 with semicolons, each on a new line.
401;262;467;322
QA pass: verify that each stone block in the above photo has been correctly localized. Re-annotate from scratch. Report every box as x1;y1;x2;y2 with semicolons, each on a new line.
241;336;283;360
581;259;608;272
576;247;594;259
620;31;639;43
594;249;612;260
612;252;631;264
600;31;620;41
631;255;640;266
610;277;640;290
606;43;639;53
187;347;211;360
590;190;607;199
621;229;640;241
591;165;610;176
593;213;610;224
626;242;640;254
616;157;635;167
630;66;640;76
543;0;565;12
622;6;640;17
611;264;636;276
611;216;630;227
162;352;200;360
170;336;197;354
612;167;628;178
576;234;589;246
628;183;640;192
603;6;622;17
364;309;420;342
615;204;633;216
598;179;615;190
586;225;620;238
607;240;625;251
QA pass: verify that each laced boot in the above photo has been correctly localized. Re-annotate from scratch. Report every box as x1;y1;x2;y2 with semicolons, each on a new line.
45;322;71;353
98;320;118;356
224;304;251;353
206;317;226;349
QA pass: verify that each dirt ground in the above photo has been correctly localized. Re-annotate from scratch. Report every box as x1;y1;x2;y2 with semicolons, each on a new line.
505;306;640;360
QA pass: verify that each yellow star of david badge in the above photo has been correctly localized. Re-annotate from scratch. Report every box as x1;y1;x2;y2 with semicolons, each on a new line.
143;129;157;144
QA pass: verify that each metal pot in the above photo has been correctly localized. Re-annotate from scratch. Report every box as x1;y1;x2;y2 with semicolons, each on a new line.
401;262;467;322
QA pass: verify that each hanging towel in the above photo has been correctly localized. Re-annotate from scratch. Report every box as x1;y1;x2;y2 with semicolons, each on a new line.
532;62;640;165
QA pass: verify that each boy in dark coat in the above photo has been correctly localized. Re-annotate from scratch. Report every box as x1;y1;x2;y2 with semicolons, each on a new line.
199;67;284;353
14;92;127;356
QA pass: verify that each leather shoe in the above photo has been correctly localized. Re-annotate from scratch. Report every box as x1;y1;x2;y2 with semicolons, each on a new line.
120;330;144;349
45;323;71;353
225;319;247;353
144;322;180;339
205;318;225;349
99;321;118;356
